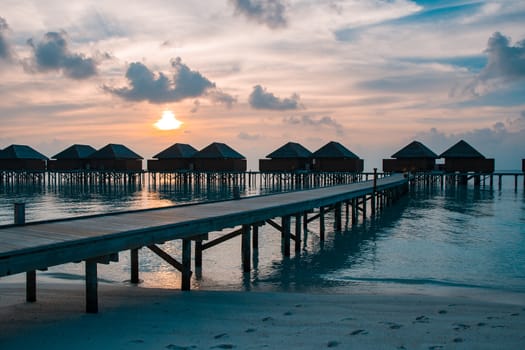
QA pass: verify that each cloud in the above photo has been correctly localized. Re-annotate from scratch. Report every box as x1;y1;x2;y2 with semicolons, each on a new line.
105;57;236;105
249;85;300;110
0;17;12;62
464;32;525;95
25;31;99;79
238;131;260;140
231;0;287;29
283;114;344;135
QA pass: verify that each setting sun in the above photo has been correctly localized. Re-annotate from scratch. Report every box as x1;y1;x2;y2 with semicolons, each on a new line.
154;110;183;130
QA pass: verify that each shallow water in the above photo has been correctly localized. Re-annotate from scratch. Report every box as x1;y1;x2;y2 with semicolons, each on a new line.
1;176;524;295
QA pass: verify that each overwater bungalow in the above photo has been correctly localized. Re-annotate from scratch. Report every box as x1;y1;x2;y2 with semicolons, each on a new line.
47;144;96;171
0;144;48;171
439;140;494;173
88;144;143;171
311;141;364;172
383;141;438;172
259;142;312;172
193;142;246;172
147;143;198;171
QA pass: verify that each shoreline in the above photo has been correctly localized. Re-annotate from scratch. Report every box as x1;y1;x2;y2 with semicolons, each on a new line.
1;282;524;349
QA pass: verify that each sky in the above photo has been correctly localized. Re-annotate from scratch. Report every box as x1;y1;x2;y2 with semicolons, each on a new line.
1;0;524;170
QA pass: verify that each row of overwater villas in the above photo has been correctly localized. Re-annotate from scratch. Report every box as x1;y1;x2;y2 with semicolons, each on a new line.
0;140;518;173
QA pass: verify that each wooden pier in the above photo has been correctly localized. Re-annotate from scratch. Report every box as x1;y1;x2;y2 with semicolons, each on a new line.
0;173;408;313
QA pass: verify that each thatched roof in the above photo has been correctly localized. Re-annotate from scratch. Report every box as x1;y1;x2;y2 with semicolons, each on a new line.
266;142;312;159
52;144;96;159
391;141;437;159
90;144;143;160
153;143;198;159
312;141;360;159
194;142;245;159
0;144;49;160
440;140;485;159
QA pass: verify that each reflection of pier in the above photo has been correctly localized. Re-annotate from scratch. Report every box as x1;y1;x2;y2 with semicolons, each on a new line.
0;174;407;313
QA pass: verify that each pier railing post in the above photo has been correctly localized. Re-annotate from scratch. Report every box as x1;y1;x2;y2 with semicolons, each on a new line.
14;203;37;303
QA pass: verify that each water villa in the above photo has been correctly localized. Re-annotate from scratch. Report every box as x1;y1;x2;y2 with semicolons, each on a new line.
147;143;198;171
440;140;494;173
89;144;143;171
312;141;364;172
383;141;438;173
0;144;48;171
259;142;312;172
193;142;246;172
47;144;96;171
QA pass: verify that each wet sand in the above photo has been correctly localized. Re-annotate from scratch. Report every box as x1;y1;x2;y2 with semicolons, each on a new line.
1;282;524;349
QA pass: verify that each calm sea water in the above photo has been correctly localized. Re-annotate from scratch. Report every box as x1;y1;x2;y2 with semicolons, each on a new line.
1;176;524;295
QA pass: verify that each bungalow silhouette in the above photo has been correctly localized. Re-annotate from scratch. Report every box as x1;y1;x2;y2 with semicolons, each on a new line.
47;144;96;171
440;140;494;173
383;141;438;172
147;143;198;171
89;144;143;171
312;141;364;172
193;142;246;172
0;144;48;171
259;142;312;172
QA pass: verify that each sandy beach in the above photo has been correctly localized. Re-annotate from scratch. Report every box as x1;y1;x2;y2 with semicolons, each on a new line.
0;282;524;350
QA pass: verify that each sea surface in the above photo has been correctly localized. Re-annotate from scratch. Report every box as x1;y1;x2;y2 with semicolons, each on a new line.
1;174;524;296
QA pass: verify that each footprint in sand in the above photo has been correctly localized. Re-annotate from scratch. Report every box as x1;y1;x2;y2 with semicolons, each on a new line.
283;311;293;316
453;323;470;331
214;333;228;339
166;345;197;350
349;329;368;336
245;328;257;333
327;340;340;347
262;316;274;322
130;339;144;344
453;337;464;343
428;346;444;350
413;315;430;324
438;310;447;314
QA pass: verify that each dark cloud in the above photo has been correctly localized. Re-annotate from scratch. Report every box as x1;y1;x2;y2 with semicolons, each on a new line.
208;89;237;108
249;85;300;110
231;0;287;29
283;115;344;135
105;57;236;105
25;31;98;79
0;17;12;62
464;32;525;95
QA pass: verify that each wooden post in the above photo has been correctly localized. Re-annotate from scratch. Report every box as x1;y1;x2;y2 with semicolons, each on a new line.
371;168;377;216
130;248;139;284
319;206;325;241
282;216;291;257
351;198;357;224
85;258;98;313
252;224;259;250
14;203;37;303
334;202;342;231
303;212;308;234
241;224;251;272
294;213;301;253
195;240;203;269
181;239;192;291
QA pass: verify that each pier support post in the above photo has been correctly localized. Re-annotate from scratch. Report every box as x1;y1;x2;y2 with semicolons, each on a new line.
319;206;325;241
294;213;301;253
195;240;203;269
181;239;192;291
351;198;357;224
371;168;377;216
130;248;139;284
334;202;342;231
14;203;36;303
241;224;251;272
85;258;98;313
282;216;291;256
252;224;259;250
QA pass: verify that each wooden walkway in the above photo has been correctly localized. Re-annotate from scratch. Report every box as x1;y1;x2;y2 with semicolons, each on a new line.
0;173;408;312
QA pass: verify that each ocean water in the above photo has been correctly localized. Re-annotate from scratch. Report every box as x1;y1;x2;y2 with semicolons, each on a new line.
1;175;524;295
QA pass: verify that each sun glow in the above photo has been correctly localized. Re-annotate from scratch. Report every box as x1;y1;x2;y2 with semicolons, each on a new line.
154;110;183;130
